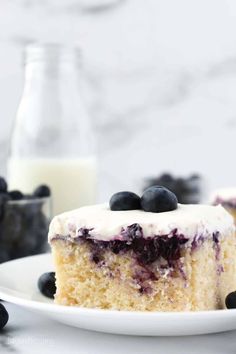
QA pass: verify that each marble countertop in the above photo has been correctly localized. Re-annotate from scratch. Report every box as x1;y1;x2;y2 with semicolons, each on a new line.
1;0;236;199
0;303;236;354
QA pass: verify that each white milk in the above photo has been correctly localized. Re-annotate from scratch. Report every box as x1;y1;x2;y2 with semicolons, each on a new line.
7;157;97;215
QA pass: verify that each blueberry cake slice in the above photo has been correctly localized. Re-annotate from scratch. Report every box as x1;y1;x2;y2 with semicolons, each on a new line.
212;188;236;223
49;188;236;311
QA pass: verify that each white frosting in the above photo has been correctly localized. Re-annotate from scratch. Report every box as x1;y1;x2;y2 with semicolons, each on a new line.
211;188;236;204
48;203;234;242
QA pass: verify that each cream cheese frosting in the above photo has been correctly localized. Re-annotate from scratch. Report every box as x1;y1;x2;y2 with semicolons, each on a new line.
211;188;236;207
48;203;234;242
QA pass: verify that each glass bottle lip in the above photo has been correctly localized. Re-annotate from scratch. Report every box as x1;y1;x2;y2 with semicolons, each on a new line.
24;42;81;65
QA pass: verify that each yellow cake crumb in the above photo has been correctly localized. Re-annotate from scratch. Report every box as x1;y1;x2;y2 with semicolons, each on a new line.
51;231;236;311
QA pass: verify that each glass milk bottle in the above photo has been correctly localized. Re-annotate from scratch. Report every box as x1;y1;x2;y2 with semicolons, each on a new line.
7;43;97;215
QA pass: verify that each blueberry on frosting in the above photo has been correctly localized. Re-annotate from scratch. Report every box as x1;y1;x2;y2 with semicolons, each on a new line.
141;186;178;213
110;187;178;213
109;191;141;211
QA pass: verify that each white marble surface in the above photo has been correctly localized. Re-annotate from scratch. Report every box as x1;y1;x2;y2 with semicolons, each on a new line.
0;303;236;354
0;0;236;200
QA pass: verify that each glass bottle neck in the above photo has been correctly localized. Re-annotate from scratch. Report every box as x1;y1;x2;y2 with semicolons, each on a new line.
23;60;79;93
22;44;81;97
10;45;94;159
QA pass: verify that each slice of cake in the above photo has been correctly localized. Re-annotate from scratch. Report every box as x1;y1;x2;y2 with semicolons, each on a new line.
211;188;236;223
49;188;236;311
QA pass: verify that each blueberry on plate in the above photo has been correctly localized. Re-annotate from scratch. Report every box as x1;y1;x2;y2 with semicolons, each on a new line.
38;272;56;298
8;190;24;201
34;185;51;198
141;186;178;213
225;291;236;309
109;191;141;211
0;177;7;193
0;303;9;330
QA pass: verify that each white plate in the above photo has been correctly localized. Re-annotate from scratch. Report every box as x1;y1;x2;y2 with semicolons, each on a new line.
0;254;236;336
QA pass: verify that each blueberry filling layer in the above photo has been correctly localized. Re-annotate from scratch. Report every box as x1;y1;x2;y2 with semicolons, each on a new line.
52;225;223;294
76;224;189;266
52;224;222;267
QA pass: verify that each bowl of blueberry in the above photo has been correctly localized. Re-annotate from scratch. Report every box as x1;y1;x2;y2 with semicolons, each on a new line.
142;173;203;204
0;176;51;263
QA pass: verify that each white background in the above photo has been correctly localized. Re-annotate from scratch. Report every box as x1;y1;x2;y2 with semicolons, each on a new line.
1;0;236;200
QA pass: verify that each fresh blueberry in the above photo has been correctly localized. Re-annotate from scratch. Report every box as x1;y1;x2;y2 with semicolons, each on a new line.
0;193;10;203
189;173;200;180
159;173;173;183
225;291;236;309
0;193;11;220
109;191;141;211
186;175;201;192
141;186;178;213
38;272;56;298
0;303;9;330
34;185;51;198
0;249;10;263
8;190;24;201
0;177;7;193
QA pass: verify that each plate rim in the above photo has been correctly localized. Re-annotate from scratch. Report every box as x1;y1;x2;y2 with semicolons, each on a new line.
0;253;236;319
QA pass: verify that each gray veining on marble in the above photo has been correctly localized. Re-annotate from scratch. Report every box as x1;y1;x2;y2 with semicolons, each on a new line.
0;0;236;201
